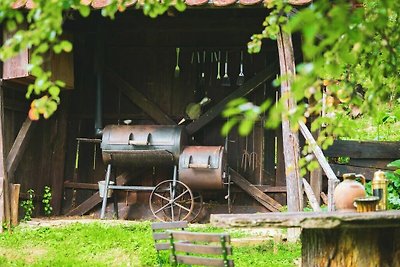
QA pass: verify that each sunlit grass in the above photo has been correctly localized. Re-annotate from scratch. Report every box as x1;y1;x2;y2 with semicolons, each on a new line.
0;221;300;267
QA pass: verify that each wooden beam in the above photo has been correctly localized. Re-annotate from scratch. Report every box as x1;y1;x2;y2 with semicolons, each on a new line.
277;29;303;212
6;117;36;181
309;116;322;205
64;181;99;190
65;172;129;216
0;83;11;230
298;121;339;211
329;163;379;181
105;69;176;125
185;62;278;135
229;168;282;212
302;178;321;212
253;185;287;193
324;140;400;159
65;192;102;216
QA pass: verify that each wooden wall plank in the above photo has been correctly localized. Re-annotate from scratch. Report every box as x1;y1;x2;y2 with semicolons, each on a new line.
105;69;176;125
49;99;69;215
0;84;11;229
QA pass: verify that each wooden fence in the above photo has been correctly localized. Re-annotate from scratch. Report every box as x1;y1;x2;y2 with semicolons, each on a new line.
324;140;400;180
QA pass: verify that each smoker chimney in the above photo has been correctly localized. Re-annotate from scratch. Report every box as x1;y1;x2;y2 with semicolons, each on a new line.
94;23;104;137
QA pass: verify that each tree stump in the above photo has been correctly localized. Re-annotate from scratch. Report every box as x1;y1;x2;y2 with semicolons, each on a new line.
210;211;400;267
302;227;400;267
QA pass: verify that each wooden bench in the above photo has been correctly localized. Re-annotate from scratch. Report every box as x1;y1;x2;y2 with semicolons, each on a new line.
151;221;188;266
168;230;234;267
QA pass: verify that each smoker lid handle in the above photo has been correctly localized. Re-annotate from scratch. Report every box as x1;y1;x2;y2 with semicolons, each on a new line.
128;133;151;146
128;140;149;145
188;163;210;169
187;155;211;169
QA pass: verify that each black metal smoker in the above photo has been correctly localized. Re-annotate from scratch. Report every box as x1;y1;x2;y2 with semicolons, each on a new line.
99;124;228;222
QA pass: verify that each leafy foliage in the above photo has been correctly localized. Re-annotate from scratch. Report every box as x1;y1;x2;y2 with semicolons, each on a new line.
0;0;186;120
20;189;34;221
42;185;52;216
224;0;400;150
384;160;400;209
365;159;400;210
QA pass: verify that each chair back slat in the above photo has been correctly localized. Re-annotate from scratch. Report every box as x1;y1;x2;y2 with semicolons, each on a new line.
171;255;234;267
151;221;188;253
170;231;231;243
151;221;188;230
174;242;232;255
169;230;234;267
153;232;170;241
155;243;170;251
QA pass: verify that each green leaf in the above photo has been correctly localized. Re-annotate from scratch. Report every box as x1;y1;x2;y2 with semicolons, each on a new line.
59;40;72;53
388;159;400;168
79;5;91;17
49;86;60;97
238;119;254;136
6;20;17;32
221;118;239;137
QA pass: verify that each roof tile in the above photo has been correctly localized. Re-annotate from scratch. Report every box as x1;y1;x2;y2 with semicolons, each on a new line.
12;0;311;9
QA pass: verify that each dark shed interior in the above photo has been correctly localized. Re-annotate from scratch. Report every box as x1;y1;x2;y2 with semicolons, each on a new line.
2;7;303;221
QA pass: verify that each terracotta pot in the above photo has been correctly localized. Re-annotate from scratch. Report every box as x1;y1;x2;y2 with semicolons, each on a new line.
333;173;366;211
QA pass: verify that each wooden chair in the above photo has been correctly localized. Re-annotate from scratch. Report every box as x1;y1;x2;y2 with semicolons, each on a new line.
151;221;188;266
168;230;234;267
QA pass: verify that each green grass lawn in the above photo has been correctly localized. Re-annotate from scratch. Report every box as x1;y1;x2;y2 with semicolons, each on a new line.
0;221;300;267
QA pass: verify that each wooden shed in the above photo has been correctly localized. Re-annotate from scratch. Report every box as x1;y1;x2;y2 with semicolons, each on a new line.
1;0;317;222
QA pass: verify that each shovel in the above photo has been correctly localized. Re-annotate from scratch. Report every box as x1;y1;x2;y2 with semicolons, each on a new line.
221;51;231;87
236;50;245;86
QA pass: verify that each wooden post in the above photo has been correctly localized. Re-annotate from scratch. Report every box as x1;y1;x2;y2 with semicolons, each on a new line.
276;29;303;213
0;82;11;230
10;183;20;226
309;122;322;205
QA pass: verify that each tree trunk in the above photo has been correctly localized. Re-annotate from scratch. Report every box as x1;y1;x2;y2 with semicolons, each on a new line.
302;227;400;267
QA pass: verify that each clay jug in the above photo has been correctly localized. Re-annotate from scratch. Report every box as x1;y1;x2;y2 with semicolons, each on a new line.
333;173;366;211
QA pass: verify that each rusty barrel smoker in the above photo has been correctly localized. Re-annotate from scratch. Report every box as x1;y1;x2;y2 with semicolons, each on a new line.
179;146;226;190
149;145;227;222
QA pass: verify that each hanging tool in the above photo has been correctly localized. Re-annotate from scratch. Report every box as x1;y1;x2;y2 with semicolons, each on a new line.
221;51;231;86
241;135;250;172
236;50;245;86
249;128;258;171
217;51;221;80
174;47;180;78
200;50;206;95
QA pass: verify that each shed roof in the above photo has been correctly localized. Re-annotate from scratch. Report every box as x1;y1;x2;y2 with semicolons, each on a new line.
12;0;311;9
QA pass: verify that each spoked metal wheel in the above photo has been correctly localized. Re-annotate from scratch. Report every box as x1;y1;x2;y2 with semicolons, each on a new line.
184;191;204;223
149;180;194;222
